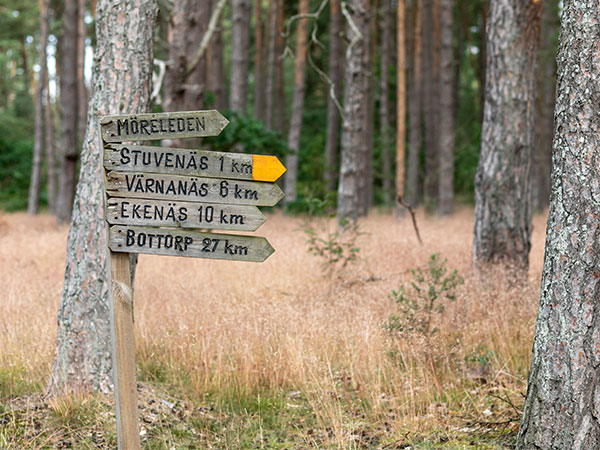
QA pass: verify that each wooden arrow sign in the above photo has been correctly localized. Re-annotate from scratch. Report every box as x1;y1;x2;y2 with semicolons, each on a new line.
100;110;229;142
104;144;286;182
106;197;266;231
109;225;274;262
106;171;285;206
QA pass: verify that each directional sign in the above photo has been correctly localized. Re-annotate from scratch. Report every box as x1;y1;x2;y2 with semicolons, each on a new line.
109;225;274;262
104;144;286;182
100;110;229;142
106;171;285;206
106;197;266;231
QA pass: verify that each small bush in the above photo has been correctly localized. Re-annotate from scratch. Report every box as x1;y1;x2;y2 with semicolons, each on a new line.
299;197;362;275
384;254;464;343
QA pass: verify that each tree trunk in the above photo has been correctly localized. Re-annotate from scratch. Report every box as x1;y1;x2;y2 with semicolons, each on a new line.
207;1;227;110
77;0;88;145
45;68;57;213
533;0;558;211
56;0;80;224
472;0;542;270
253;0;265;120
478;1;488;122
362;0;377;214
405;0;421;207
183;3;208;112
517;1;600;447
265;0;277;129
337;0;370;221
452;0;466;119
324;0;343;193
230;0;252;113
275;0;286;136
163;0;187;113
437;0;454;215
28;0;50;214
396;0;407;211
421;0;440;210
284;0;310;204
379;0;393;207
48;0;158;394
19;36;31;98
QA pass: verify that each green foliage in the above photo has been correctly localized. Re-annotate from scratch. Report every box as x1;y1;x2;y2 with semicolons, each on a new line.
207;110;292;160
384;254;464;341
299;196;362;273
0;112;34;211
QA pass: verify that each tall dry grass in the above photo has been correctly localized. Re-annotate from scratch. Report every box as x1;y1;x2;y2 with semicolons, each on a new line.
0;207;548;443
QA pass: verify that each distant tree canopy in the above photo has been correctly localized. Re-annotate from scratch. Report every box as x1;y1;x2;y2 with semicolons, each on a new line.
0;0;555;216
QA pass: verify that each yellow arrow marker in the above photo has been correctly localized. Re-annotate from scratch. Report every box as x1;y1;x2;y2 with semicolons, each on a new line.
252;155;287;182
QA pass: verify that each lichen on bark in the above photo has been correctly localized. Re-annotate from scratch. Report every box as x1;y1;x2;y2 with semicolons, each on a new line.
517;1;600;447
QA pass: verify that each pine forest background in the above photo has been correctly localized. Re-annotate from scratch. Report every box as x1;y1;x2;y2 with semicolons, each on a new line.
0;0;558;216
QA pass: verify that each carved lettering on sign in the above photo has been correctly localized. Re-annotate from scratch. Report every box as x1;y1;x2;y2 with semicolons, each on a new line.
104;144;286;182
106;171;285;206
106;197;266;231
101;110;229;142
109;225;275;262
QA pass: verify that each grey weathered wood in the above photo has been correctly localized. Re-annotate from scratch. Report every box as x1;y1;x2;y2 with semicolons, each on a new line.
109;225;274;262
106;197;266;231
100;110;229;142
104;144;286;182
106;171;285;206
108;251;140;450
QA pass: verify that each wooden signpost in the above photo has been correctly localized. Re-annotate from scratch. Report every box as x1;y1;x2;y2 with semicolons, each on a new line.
101;110;285;449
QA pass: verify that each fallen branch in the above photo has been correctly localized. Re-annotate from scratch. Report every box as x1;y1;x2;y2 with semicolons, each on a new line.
397;195;422;245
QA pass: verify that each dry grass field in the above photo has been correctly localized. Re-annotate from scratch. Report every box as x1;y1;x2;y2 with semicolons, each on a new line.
0;208;548;449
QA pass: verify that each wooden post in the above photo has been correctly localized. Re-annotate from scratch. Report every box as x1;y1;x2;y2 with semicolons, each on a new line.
100;110;284;449
108;250;140;450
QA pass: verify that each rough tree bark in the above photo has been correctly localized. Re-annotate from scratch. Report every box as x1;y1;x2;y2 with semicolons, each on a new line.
405;0;421;207
337;0;370;221
48;0;158;394
230;0;252;113
28;0;50;214
517;1;600;447
379;0;393;206
472;0;542;270
324;0;343;193
56;0;80;224
438;0;454;215
284;0;310;203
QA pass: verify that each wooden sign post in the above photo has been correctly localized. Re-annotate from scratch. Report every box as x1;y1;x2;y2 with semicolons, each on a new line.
100;110;285;449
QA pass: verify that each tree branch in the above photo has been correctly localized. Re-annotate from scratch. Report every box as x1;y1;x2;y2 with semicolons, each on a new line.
397;195;423;245
151;58;166;103
185;0;227;77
